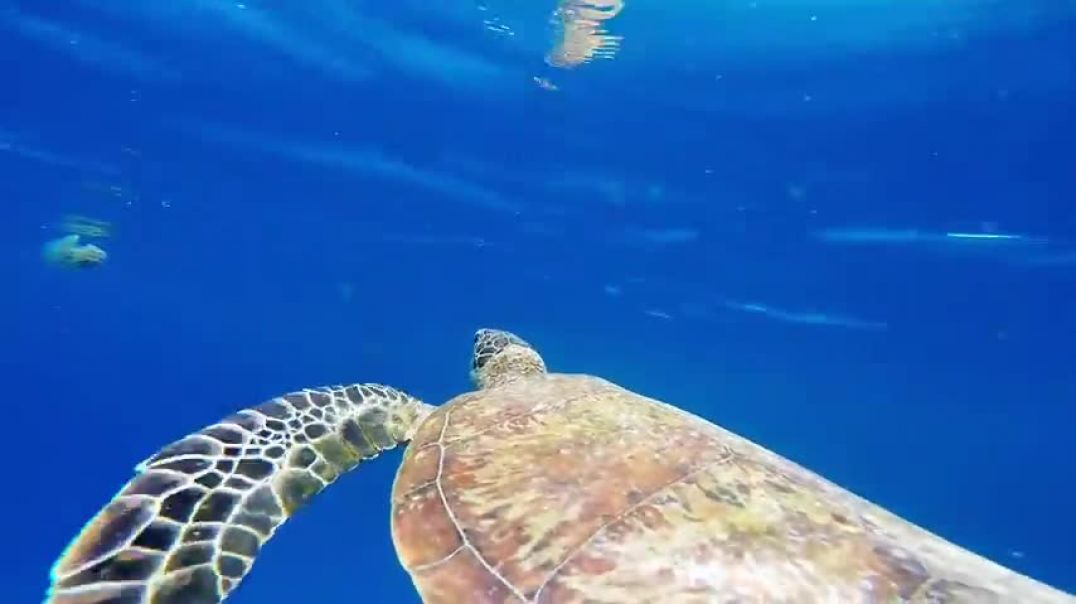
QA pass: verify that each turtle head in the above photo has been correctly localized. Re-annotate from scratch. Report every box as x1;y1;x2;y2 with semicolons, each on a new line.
470;328;547;389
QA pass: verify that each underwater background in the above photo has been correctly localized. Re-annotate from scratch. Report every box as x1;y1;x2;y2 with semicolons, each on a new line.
2;0;1074;601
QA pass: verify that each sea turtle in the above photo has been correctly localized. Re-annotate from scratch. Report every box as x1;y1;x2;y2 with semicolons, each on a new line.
46;328;1074;603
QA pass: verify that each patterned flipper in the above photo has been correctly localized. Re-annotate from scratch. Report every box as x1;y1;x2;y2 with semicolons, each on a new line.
46;384;433;604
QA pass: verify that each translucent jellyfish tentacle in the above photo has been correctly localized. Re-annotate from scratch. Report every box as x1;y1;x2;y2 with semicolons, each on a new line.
546;0;625;68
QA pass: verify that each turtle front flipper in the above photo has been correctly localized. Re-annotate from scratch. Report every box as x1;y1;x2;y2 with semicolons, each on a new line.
46;384;433;604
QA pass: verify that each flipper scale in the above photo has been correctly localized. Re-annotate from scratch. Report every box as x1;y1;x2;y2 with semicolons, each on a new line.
47;384;433;603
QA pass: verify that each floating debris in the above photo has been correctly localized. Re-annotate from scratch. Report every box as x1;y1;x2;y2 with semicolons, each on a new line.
621;227;699;246
532;76;559;91
477;2;515;40
814;226;1049;249
80;179;139;205
546;0;624;68
42;234;107;269
813;226;1075;267
60;214;111;238
720;299;887;331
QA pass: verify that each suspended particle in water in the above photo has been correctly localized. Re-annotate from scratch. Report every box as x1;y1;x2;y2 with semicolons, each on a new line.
533;76;558;91
644;309;673;320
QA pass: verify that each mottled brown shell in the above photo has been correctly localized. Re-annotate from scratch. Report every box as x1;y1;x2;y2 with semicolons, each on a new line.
390;374;1072;604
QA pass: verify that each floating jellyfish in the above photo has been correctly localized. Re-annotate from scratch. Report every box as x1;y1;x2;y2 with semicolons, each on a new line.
42;234;107;269
546;0;624;68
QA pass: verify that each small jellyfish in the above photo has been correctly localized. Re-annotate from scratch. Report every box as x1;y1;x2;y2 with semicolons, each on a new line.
42;234;107;269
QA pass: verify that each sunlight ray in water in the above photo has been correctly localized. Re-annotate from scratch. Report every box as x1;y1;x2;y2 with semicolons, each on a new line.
0;6;176;80
0;130;118;175
187;122;521;214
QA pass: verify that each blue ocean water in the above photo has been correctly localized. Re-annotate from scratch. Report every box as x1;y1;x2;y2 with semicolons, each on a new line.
2;0;1074;601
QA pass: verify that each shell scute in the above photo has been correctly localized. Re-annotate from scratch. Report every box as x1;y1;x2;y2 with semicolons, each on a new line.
393;483;463;569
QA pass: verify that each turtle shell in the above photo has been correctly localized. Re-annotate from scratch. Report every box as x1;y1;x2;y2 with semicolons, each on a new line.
389;374;1059;603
